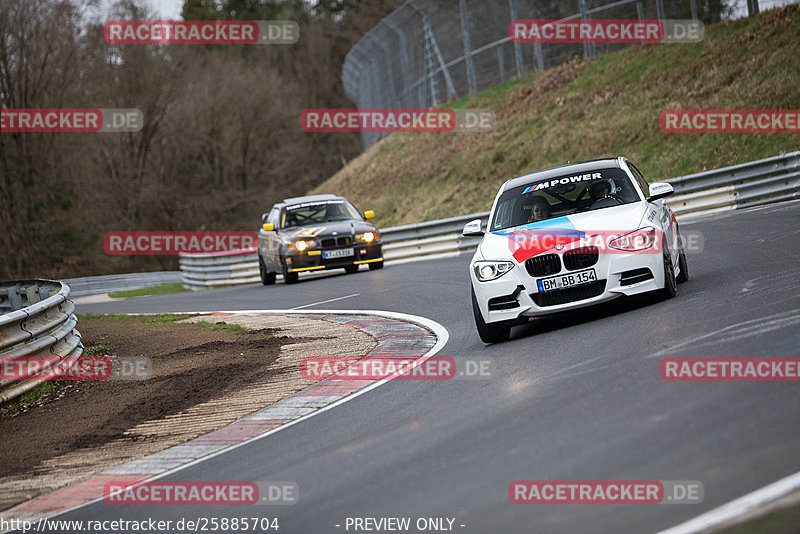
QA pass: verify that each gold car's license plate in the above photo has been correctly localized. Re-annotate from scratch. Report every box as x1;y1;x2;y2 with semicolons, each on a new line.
537;268;597;292
323;248;354;259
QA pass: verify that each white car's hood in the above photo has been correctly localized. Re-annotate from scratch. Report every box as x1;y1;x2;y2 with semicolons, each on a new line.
478;203;649;261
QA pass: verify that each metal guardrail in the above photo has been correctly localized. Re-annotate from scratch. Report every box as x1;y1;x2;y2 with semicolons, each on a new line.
380;151;800;260
381;216;487;263
172;152;799;288
669;151;800;195
666;150;800;214
179;248;260;291
66;271;182;297
0;279;83;405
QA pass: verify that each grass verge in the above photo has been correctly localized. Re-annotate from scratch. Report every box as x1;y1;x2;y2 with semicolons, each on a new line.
109;283;189;299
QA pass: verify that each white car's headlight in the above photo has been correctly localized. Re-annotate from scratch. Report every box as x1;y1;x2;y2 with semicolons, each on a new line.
608;228;657;251
473;260;514;281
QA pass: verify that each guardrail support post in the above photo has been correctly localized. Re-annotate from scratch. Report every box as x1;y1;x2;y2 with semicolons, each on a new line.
7;285;23;311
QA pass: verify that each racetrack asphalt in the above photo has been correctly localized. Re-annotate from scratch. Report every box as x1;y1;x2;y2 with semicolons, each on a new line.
48;201;800;533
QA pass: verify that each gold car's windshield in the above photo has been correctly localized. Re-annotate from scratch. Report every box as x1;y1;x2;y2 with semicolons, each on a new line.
281;201;361;228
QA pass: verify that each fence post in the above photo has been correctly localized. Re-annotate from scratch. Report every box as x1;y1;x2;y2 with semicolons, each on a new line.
656;0;666;22
385;17;412;108
346;49;371;148
497;47;506;83
508;0;523;77
364;52;375;146
424;27;440;105
579;0;592;60
367;33;399;108
408;0;457;102
459;0;478;94
369;52;386;147
535;42;545;72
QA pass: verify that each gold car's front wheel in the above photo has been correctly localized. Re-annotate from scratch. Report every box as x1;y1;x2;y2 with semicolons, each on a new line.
281;258;299;284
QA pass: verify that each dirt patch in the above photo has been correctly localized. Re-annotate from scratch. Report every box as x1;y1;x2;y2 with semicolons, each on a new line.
0;315;289;477
507;56;585;112
0;313;377;511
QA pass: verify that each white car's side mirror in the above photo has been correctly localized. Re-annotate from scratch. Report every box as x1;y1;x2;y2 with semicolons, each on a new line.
462;219;484;237
648;182;675;202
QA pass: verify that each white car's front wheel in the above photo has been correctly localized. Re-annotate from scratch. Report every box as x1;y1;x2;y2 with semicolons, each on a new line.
676;231;689;284
471;287;511;343
661;250;678;299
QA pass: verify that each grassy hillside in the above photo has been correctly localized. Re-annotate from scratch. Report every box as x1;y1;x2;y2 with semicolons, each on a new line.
312;5;800;227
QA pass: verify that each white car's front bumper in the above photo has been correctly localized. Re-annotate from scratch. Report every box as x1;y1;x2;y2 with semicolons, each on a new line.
471;249;665;324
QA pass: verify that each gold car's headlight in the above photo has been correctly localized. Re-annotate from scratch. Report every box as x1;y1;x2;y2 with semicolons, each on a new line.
291;239;315;252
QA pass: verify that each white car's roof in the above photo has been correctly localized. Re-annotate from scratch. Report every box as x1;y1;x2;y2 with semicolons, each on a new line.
501;157;625;193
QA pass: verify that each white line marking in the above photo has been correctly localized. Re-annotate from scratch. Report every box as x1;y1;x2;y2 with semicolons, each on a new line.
680;198;800;225
289;293;360;310
647;309;800;358
41;309;449;520
655;469;800;534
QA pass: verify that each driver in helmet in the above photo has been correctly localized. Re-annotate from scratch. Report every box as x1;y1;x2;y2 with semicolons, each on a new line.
588;180;613;202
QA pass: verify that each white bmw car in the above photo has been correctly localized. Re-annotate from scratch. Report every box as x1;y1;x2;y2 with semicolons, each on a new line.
465;157;688;343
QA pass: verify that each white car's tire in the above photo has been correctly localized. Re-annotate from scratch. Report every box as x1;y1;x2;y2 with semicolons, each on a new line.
676;236;689;284
661;250;678;299
472;287;511;343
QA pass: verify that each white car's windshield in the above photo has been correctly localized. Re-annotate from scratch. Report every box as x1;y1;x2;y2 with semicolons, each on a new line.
281;201;361;228
489;168;640;231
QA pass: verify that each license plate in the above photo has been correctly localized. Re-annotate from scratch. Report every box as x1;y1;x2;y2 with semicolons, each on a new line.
323;248;354;259
537;269;597;292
